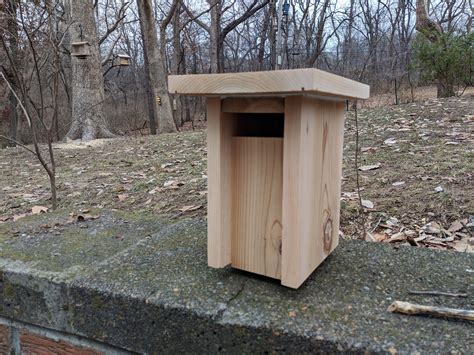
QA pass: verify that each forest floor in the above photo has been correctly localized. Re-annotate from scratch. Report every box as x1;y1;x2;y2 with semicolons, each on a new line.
0;93;473;253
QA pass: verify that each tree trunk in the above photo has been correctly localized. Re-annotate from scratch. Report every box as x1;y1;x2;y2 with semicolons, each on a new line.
1;0;19;146
415;0;455;98
137;0;176;133
415;0;442;42
208;0;221;73
171;6;184;127
66;0;114;141
437;82;455;98
59;0;72;136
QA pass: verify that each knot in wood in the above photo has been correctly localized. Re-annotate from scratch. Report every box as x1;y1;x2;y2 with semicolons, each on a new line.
323;211;333;253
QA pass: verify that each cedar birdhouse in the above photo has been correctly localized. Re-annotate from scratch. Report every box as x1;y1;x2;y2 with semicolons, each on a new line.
71;41;91;59
168;69;369;288
114;54;131;67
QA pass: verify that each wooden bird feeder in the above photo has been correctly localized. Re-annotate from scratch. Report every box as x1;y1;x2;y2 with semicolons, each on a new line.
115;54;131;67
168;68;369;288
71;41;91;59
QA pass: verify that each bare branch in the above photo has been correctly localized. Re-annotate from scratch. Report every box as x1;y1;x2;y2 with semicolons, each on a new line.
99;1;130;46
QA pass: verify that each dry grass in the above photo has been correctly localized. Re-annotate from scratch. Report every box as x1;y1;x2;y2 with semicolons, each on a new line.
0;91;472;252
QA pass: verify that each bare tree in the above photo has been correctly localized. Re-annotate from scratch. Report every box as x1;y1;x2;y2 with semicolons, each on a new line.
0;1;70;209
137;0;176;134
0;0;19;147
66;0;115;141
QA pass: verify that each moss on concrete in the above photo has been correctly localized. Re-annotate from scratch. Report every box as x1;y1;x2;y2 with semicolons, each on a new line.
0;210;471;353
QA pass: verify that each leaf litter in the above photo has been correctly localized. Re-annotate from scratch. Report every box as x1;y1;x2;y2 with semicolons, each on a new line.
0;95;472;253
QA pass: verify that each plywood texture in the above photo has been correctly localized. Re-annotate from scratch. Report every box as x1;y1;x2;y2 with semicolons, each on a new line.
281;96;346;288
169;68;369;100
231;137;283;279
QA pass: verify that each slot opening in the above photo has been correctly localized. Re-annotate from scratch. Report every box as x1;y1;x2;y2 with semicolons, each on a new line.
232;113;284;138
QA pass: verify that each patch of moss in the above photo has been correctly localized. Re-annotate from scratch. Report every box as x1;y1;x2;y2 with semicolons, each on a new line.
3;279;15;299
91;295;104;308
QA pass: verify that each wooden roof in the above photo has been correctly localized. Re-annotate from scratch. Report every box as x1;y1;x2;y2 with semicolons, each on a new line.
168;68;369;100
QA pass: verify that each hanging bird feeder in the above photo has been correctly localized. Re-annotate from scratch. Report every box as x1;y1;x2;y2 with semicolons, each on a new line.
114;54;131;67
71;41;91;59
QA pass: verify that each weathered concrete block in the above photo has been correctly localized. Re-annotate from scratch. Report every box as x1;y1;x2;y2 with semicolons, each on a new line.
0;211;471;353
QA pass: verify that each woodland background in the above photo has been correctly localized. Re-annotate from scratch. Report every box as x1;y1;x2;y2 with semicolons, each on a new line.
0;0;472;252
0;0;472;145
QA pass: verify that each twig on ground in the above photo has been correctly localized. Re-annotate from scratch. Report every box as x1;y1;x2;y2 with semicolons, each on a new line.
353;101;367;240
388;301;473;321
408;290;468;298
370;217;382;233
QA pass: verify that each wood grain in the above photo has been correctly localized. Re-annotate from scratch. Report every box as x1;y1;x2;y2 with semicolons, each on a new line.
221;97;284;113
169;68;369;100
207;97;234;268
281;96;345;288
231;137;283;279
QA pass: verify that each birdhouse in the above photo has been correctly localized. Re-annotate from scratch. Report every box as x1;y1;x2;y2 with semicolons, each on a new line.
282;0;290;16
114;54;131;67
71;41;91;59
168;69;369;289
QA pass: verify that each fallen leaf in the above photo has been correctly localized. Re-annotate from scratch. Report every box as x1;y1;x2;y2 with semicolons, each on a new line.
366;232;386;242
13;213;27;222
448;219;466;233
414;235;427;242
453;238;473;253
392;181;405;187
163;180;175;187
384;137;397;145
406;236;418;246
423;222;441;234
387;232;406;243
148;187;162;194
361;147;377;153
179;205;202;213
359;164;381;171
362;199;374;209
76;214;100;222
386;217;399;227
163;180;184;189
32;205;48;214
117;194;129;201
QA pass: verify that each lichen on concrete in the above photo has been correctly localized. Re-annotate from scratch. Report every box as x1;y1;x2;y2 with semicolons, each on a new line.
0;211;471;353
